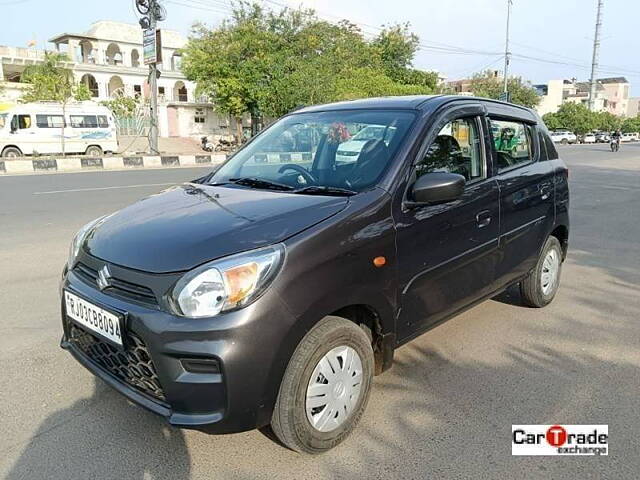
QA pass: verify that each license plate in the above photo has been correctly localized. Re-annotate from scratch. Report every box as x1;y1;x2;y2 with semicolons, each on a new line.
64;290;123;346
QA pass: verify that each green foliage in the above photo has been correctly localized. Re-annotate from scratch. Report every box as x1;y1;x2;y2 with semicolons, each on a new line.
542;103;629;135
101;95;143;118
469;70;540;108
20;52;91;104
371;23;419;76
182;2;436;128
621;115;640;133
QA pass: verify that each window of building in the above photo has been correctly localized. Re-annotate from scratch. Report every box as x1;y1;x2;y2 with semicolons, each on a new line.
489;118;532;171
133;85;142;97
195;108;206;124
158;87;166;97
416;117;485;182
35;114;64;129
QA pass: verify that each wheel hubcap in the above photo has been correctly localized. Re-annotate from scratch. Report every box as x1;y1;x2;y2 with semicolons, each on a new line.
306;345;363;432
541;249;560;295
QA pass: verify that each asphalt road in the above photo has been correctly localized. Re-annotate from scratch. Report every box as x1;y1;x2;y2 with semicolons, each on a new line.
1;145;639;479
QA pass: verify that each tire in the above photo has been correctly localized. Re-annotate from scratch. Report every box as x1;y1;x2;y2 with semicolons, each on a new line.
2;146;22;158
271;316;374;454
85;146;103;157
520;236;563;308
561;139;568;145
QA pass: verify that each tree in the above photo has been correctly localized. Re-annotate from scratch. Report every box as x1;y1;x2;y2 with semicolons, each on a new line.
542;103;597;135
21;52;91;155
469;70;539;108
182;2;435;139
621;115;640;133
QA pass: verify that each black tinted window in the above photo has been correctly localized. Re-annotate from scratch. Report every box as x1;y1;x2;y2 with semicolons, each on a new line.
538;130;549;161
542;132;558;159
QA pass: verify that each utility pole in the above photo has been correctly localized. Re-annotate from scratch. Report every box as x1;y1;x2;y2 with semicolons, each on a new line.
502;0;512;100
137;0;165;154
589;0;604;111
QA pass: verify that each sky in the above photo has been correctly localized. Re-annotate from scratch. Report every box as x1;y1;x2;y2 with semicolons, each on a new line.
2;0;639;96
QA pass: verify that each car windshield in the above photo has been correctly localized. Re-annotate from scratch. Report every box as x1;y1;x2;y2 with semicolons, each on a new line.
209;110;416;194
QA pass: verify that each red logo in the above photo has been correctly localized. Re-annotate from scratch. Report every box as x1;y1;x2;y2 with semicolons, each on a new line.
546;425;568;447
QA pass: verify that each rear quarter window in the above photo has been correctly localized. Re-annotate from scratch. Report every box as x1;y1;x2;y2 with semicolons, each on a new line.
542;131;558;160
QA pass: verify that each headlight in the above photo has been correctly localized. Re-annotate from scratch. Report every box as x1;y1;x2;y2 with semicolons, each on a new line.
170;244;285;318
67;216;106;270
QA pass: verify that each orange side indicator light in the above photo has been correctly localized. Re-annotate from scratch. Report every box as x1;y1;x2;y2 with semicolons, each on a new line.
373;256;386;268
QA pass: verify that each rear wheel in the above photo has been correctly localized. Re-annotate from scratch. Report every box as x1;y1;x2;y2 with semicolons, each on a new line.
271;316;374;453
520;236;563;308
561;138;569;145
85;146;103;157
2;146;22;158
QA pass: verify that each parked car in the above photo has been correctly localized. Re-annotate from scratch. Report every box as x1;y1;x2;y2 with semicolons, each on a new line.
595;132;610;143
60;96;569;453
0;102;118;158
621;132;639;142
549;130;577;144
335;124;397;164
580;132;596;144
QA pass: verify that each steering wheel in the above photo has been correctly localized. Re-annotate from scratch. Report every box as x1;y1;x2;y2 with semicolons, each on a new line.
277;164;316;185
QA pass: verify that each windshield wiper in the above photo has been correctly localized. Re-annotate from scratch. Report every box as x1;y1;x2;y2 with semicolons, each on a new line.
292;186;357;196
228;177;294;191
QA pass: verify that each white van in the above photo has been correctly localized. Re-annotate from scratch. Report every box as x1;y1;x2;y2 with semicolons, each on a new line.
0;102;118;158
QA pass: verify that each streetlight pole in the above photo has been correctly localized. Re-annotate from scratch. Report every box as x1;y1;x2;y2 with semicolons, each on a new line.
502;0;512;98
148;1;159;154
136;0;163;154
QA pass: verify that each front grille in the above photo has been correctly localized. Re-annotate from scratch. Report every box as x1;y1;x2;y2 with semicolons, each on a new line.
74;263;158;306
69;323;166;402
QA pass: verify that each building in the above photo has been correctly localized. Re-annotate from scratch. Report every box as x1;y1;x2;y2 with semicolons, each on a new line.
627;97;640;118
534;77;631;117
0;21;236;139
598;77;630;117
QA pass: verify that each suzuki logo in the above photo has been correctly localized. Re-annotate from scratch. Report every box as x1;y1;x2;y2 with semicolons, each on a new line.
97;265;112;291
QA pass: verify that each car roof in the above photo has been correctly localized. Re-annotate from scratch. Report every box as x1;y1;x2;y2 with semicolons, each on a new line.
294;95;539;122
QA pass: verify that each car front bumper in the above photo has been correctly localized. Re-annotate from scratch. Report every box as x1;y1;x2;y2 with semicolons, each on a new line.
60;260;296;434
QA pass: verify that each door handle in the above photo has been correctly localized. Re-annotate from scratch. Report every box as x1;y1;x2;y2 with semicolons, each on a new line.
476;210;492;228
540;185;552;200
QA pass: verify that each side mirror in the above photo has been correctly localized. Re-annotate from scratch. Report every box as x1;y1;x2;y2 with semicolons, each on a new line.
409;172;465;206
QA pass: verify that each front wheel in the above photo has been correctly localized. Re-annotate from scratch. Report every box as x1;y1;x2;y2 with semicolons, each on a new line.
520;236;563;308
271;316;374;453
2;146;22;158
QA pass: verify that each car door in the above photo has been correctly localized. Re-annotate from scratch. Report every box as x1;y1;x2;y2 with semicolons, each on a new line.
487;113;555;287
395;104;500;342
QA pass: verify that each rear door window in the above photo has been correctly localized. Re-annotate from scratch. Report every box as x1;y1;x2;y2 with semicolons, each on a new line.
489;119;532;172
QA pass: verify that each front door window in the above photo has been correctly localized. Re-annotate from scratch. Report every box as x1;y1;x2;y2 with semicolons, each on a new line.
417;117;485;182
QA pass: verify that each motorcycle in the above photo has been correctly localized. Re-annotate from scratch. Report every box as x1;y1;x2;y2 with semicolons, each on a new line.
215;137;239;152
610;138;620;152
201;136;214;152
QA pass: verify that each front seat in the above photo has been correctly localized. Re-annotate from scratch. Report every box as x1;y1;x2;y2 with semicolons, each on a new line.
421;134;467;179
345;139;390;189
